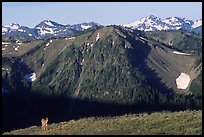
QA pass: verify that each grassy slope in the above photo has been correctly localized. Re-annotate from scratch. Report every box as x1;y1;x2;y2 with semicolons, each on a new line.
3;110;202;135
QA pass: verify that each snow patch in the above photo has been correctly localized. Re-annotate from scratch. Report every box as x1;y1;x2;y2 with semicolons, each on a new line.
46;42;50;47
80;59;84;66
16;41;23;45
15;46;20;51
176;73;190;89
37;27;55;35
81;25;91;30
68;37;75;40
5;23;19;30
139;37;146;40
2;42;11;44
173;51;191;55
18;29;25;32
24;73;36;82
96;33;100;41
2;28;8;33
192;19;202;28
44;21;55;27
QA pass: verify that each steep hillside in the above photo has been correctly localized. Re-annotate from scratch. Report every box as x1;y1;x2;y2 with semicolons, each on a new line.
146;30;202;93
2;110;202;135
2;25;202;132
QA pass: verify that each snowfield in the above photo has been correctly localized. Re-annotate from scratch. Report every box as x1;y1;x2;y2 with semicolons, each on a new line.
46;42;50;47
14;46;20;51
96;33;100;41
173;51;191;56
44;20;55;27
68;37;75;40
81;25;91;30
24;73;36;82
2;42;11;44
176;73;190;89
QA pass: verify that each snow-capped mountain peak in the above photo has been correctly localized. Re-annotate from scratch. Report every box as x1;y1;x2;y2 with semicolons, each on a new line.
34;20;65;29
124;15;166;31
4;23;20;29
43;20;55;27
192;19;202;28
123;15;202;34
2;20;100;39
2;23;21;34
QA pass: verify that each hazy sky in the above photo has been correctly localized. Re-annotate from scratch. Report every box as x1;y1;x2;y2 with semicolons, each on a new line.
2;2;202;28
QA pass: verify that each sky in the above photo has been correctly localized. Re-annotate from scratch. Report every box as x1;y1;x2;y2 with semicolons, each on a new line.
2;2;202;28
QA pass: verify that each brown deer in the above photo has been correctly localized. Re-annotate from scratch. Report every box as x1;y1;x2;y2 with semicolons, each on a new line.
41;117;48;130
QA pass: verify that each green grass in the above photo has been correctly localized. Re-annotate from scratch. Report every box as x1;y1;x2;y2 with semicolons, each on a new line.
3;110;202;135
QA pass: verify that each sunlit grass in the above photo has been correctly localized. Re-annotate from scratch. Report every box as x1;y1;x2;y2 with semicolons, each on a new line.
3;110;202;135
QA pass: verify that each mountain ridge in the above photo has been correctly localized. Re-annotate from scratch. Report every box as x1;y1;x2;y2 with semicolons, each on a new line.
2;15;202;41
2;21;100;40
123;15;202;34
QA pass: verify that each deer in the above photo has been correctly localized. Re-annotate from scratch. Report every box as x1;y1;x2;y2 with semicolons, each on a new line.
41;117;48;130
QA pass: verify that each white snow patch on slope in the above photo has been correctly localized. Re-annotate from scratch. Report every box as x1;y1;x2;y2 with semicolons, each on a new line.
81;25;91;30
37;27;55;35
173;51;191;55
2;28;8;33
96;33;100;41
2;42;11;44
14;46;20;51
18;29;25;32
192;19;202;28
68;37;75;40
4;24;19;29
46;42;50;47
24;73;36;82
44;21;55;27
176;73;190;89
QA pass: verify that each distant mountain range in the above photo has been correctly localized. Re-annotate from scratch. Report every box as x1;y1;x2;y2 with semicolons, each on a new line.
123;15;202;34
2;20;100;40
2;15;202;40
